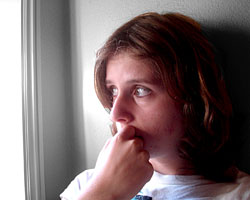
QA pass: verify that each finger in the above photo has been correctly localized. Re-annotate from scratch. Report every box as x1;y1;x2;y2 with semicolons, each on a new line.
102;137;112;150
117;126;136;140
132;137;144;150
141;150;150;162
109;122;117;136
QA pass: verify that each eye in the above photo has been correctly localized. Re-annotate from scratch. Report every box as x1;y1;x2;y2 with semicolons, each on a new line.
109;86;118;97
134;86;151;97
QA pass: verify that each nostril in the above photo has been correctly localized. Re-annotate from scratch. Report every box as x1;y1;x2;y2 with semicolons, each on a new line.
110;109;133;125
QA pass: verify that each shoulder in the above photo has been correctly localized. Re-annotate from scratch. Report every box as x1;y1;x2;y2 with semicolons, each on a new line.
75;168;95;185
60;169;95;200
215;170;250;199
139;170;250;199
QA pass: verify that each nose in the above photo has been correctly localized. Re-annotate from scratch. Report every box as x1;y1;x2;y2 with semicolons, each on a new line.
110;93;134;125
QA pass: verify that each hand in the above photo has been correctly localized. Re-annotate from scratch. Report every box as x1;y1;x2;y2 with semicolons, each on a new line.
79;126;153;200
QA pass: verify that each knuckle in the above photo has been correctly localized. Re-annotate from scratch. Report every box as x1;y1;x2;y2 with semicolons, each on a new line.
139;150;150;161
133;137;143;147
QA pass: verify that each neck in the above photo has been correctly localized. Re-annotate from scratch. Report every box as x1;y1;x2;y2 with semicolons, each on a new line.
149;157;195;175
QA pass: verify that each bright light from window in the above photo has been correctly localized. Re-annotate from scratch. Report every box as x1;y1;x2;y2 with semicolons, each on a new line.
0;0;25;199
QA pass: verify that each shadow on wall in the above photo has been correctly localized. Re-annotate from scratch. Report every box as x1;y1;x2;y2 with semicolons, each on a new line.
203;24;250;174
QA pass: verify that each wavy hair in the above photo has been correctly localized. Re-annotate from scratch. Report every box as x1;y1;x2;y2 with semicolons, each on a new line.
94;12;234;181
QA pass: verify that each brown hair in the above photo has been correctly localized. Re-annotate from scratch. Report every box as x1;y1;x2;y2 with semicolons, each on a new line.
94;12;234;181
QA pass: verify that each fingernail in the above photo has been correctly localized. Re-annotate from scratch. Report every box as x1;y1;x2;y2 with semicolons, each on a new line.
116;122;122;132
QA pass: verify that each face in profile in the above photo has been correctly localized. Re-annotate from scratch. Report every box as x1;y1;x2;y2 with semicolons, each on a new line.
105;53;185;161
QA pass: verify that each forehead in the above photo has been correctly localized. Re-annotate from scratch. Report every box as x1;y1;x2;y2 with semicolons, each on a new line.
106;53;158;83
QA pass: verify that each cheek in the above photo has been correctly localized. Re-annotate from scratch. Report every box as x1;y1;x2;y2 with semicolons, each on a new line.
142;104;183;136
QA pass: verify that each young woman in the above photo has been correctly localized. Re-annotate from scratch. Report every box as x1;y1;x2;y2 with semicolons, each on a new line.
60;12;250;200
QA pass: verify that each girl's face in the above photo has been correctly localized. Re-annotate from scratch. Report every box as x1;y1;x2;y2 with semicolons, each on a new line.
105;53;185;162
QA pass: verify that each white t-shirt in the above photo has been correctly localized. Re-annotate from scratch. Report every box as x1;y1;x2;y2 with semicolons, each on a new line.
60;169;250;200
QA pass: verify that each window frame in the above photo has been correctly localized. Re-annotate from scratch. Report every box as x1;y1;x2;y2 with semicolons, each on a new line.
22;0;46;199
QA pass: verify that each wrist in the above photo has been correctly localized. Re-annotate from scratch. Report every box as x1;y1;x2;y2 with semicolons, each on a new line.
77;176;118;200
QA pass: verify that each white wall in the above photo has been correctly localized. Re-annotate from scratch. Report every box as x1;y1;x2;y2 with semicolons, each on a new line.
0;0;25;199
71;0;250;171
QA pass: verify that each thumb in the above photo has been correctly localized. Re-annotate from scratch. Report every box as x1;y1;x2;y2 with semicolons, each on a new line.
116;126;136;140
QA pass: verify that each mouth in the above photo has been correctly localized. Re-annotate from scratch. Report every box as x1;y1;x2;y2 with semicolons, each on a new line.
112;122;146;141
134;128;145;140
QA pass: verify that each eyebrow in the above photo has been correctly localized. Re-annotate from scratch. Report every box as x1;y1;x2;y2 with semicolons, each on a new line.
105;78;161;86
